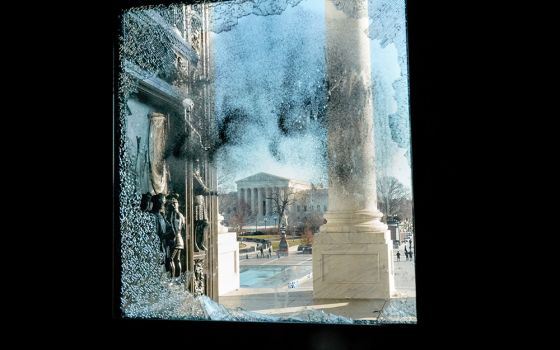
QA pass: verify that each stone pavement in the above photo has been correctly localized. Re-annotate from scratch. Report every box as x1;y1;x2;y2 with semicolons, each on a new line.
218;242;417;322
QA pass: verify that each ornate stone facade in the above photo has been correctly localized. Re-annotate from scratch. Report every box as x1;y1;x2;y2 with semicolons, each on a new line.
193;255;206;297
121;3;219;301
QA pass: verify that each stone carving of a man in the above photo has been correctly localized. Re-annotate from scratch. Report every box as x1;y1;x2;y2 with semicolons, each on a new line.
193;167;217;252
165;194;187;279
150;193;171;268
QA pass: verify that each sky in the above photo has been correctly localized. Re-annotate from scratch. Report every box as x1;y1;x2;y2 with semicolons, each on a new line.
210;0;411;194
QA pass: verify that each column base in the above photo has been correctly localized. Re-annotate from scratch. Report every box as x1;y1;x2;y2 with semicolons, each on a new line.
312;211;395;299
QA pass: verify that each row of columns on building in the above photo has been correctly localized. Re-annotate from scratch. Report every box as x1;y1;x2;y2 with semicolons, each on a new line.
237;186;289;217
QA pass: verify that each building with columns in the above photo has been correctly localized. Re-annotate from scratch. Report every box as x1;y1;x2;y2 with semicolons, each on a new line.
219;172;328;232
237;172;310;219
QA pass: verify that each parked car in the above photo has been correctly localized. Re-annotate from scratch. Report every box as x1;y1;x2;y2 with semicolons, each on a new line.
302;246;312;254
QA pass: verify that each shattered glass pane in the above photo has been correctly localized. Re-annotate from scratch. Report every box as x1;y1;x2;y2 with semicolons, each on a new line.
117;0;416;324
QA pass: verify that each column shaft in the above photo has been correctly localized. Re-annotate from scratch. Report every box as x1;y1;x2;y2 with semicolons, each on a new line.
313;0;394;300
257;188;263;218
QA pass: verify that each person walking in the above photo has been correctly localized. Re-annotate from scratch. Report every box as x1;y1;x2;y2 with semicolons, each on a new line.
396;251;401;261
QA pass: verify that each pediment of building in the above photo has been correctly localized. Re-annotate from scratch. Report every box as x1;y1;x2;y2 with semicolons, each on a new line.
236;172;290;188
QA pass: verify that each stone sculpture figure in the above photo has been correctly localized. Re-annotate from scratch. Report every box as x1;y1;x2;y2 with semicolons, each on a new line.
149;193;172;269
193;167;218;252
140;192;153;212
165;193;187;279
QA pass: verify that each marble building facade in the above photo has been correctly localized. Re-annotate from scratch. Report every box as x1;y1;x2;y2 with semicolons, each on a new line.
220;172;328;231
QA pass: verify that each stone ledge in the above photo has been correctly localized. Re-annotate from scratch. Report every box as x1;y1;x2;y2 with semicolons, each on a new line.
314;230;390;244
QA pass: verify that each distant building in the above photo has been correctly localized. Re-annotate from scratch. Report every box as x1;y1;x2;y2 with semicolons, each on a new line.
219;172;328;233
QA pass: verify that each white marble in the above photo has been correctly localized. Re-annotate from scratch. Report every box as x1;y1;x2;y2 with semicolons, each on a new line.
312;0;394;299
218;215;240;296
234;173;316;222
313;231;394;299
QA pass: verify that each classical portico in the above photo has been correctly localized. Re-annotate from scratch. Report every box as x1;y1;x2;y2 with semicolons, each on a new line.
235;173;310;220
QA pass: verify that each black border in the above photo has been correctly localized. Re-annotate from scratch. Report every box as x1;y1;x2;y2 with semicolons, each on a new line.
110;0;463;342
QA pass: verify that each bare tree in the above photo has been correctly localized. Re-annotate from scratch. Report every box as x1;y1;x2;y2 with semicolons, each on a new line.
395;198;413;222
267;187;300;234
400;218;414;235
216;170;232;195
218;192;236;212
303;211;326;233
376;176;411;222
228;199;250;232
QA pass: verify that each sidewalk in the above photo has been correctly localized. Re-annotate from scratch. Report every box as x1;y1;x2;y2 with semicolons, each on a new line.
240;239;300;261
219;242;417;322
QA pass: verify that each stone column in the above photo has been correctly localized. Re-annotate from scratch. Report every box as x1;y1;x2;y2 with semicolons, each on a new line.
271;186;276;215
257;187;263;219
261;187;266;216
249;188;255;216
266;187;272;216
313;0;394;299
244;187;249;214
263;187;267;216
238;188;243;211
247;188;252;215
